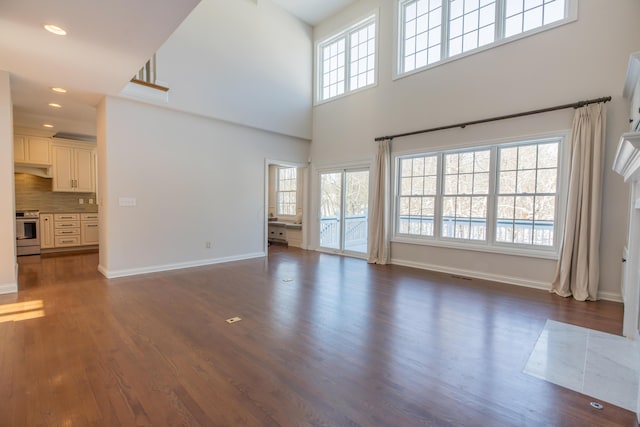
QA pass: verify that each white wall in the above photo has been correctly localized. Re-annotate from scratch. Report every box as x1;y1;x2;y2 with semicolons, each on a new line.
97;96;309;277
311;0;640;299
154;0;313;140
0;70;17;294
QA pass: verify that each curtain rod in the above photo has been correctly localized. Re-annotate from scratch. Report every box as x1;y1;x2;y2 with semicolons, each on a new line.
374;96;612;142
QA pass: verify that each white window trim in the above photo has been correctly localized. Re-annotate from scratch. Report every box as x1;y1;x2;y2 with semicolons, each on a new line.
391;130;571;260
392;0;578;80
315;11;379;106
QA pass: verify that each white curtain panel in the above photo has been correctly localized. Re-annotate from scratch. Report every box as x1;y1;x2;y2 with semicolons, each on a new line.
552;103;606;301
368;139;391;264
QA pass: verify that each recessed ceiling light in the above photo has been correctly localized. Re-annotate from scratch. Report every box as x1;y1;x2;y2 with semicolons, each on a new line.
44;24;67;36
43;124;54;128
51;87;67;93
48;103;62;108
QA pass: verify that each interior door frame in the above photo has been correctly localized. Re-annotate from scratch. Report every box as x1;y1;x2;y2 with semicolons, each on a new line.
315;162;371;259
264;158;309;255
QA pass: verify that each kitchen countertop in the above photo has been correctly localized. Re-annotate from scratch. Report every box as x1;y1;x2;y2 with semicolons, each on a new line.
18;206;99;214
269;221;302;229
41;209;99;213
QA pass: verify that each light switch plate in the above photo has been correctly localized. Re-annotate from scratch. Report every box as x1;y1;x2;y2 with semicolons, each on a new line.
118;197;137;207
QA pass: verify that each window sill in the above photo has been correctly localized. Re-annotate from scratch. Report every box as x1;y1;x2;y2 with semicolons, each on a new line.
274;215;297;220
313;81;378;107
391;235;559;261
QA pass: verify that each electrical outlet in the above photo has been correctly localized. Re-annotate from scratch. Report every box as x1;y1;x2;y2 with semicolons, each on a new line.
79;198;84;204
206;241;211;249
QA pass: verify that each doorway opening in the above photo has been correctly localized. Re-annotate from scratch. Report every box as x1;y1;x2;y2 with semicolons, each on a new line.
265;160;307;254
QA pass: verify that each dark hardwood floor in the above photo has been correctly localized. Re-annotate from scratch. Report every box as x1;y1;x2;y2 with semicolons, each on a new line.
1;246;636;426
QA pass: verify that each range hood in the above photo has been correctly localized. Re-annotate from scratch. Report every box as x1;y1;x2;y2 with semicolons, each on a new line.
14;164;52;178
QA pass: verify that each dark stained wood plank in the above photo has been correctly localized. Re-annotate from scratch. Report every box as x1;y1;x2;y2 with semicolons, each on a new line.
0;247;635;426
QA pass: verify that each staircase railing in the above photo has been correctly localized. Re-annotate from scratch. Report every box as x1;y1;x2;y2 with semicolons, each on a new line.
130;54;169;92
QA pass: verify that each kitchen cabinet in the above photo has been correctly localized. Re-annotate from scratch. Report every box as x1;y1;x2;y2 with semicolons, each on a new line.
286;225;302;248
39;214;55;249
14;134;51;165
268;223;287;243
14;135;25;163
40;213;99;250
268;222;302;247
51;140;96;193
80;213;99;245
53;213;81;247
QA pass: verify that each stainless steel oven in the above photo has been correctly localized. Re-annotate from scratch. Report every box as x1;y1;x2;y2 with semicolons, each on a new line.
16;210;40;256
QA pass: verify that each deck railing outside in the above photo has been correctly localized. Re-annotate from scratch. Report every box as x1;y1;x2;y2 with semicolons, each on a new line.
320;215;368;249
397;216;554;246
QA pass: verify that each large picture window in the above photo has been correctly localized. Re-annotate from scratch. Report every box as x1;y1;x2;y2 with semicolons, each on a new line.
394;136;564;255
398;0;572;75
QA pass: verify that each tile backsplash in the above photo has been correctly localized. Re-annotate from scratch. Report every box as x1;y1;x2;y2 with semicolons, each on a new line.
14;173;98;213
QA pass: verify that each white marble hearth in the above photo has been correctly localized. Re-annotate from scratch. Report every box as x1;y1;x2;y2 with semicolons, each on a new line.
524;320;639;412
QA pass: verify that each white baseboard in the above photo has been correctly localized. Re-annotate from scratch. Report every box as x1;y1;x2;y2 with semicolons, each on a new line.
98;252;266;279
390;258;623;302
0;263;19;294
391;258;550;291
0;283;18;294
597;291;623;303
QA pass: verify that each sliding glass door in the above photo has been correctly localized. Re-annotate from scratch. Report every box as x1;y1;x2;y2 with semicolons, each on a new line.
319;168;369;255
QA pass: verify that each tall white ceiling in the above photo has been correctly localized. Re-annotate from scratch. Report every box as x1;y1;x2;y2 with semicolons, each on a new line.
270;0;357;25
1;0;355;136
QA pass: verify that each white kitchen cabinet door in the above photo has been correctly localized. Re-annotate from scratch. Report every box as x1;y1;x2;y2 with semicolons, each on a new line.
39;214;55;249
81;221;99;245
26;137;51;165
52;145;75;191
75;148;95;192
14;135;51;165
55;236;81;247
13;135;26;163
52;142;96;193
